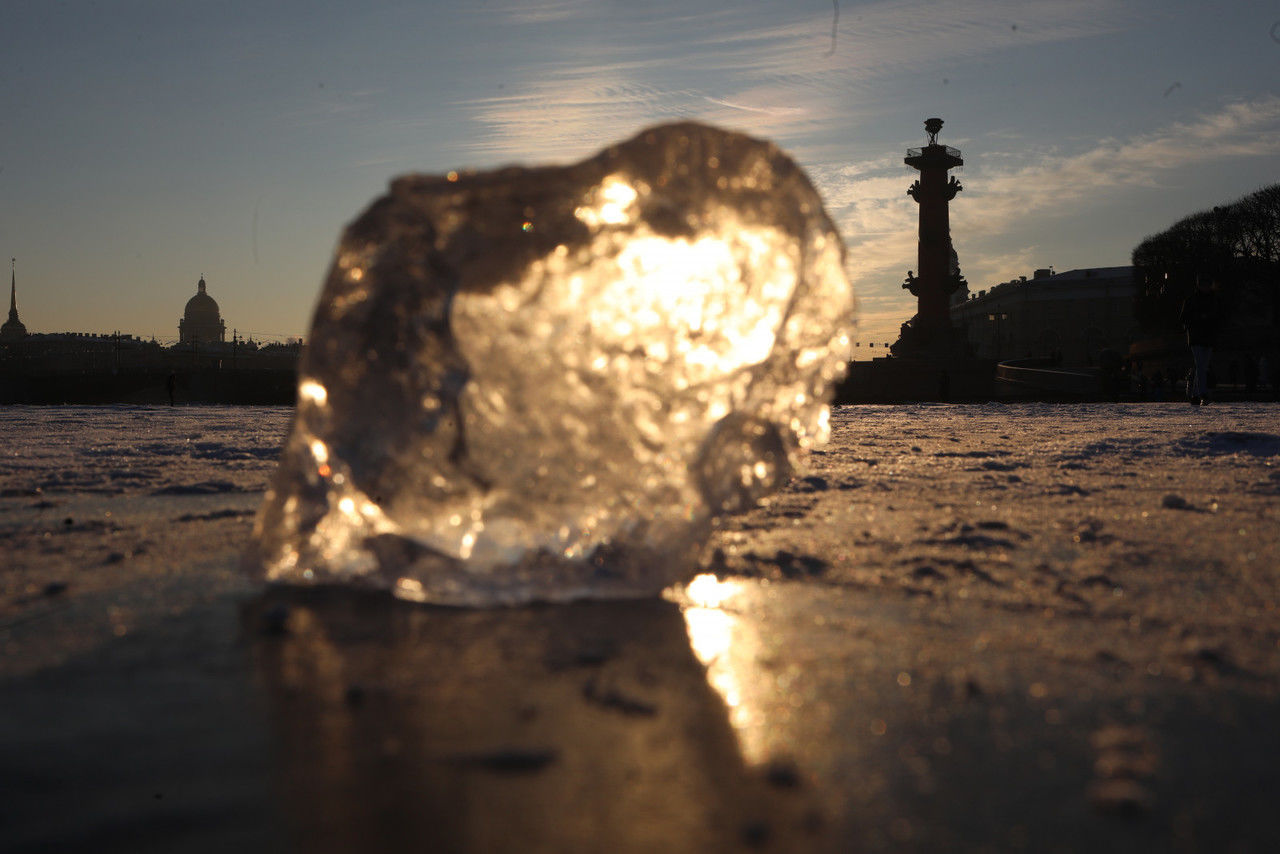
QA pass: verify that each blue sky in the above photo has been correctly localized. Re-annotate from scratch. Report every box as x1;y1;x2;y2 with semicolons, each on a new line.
2;0;1278;352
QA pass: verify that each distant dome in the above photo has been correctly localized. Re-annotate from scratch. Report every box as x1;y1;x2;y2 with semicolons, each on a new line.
179;276;226;344
185;288;219;323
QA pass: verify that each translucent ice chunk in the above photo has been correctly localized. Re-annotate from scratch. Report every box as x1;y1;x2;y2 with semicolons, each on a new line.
245;122;854;605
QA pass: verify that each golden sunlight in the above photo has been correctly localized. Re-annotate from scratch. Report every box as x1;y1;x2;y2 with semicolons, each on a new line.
675;573;769;762
574;175;638;227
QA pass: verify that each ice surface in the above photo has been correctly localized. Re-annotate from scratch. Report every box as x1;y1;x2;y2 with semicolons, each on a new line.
245;122;855;605
0;405;290;498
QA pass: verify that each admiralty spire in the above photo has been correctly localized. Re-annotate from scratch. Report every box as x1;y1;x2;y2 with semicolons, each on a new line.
2;258;28;342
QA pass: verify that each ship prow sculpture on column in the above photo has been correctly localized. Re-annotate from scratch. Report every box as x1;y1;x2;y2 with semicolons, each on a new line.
837;119;993;402
891;117;971;359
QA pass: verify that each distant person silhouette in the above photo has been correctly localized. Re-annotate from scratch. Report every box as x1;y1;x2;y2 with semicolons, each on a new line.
1179;275;1220;406
167;372;177;407
1259;354;1273;394
1098;348;1123;399
1152;369;1167;400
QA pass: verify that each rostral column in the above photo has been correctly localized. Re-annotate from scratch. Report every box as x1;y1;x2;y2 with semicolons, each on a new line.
896;118;966;354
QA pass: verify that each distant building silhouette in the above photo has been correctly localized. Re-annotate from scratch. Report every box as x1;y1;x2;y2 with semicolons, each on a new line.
2;258;27;342
0;267;303;403
950;266;1138;364
179;276;226;345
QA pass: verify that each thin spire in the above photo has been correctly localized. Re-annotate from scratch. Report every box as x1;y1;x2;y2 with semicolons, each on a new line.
2;256;26;339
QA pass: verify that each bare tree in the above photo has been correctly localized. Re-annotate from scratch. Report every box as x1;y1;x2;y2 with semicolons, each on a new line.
1132;183;1280;332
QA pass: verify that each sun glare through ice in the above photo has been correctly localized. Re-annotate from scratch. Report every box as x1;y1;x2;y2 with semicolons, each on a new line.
574;175;638;227
299;380;328;406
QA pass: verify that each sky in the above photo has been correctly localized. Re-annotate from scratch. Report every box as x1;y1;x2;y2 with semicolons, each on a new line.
2;0;1278;354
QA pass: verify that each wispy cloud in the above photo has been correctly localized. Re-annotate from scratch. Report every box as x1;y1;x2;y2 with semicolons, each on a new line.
458;0;1141;162
702;95;805;118
497;0;600;25
279;87;385;129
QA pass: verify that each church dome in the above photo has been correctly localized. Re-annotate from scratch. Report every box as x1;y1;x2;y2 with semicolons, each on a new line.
184;282;220;322
179;276;226;344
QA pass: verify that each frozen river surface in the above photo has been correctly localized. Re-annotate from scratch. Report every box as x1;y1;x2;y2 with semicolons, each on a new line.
2;402;1279;852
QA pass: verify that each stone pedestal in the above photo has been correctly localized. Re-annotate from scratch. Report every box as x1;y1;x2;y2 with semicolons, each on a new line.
833;357;995;404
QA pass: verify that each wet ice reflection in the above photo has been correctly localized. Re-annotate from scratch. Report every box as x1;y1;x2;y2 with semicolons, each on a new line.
674;573;773;764
249;588;828;851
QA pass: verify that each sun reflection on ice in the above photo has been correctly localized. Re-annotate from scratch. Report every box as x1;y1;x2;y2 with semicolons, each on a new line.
672;573;770;763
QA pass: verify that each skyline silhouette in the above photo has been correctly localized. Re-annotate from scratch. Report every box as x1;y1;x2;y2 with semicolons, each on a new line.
2;1;1278;350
